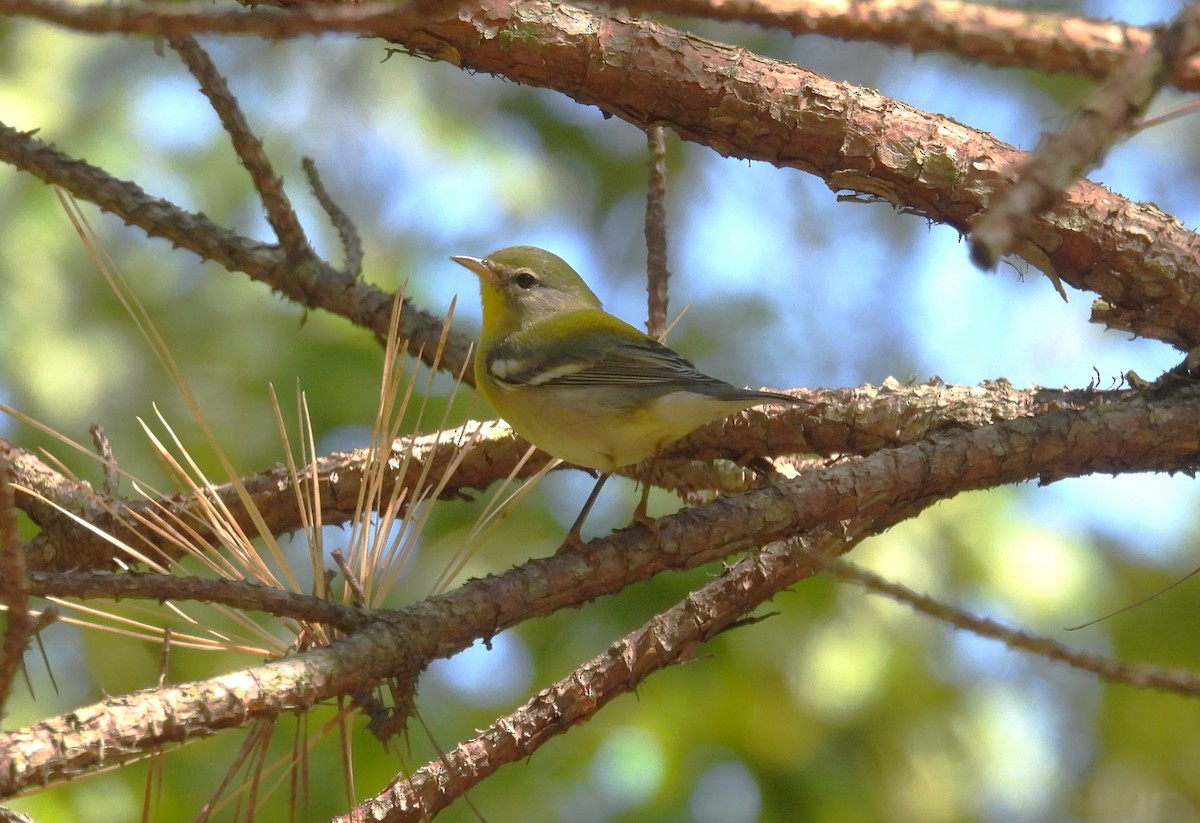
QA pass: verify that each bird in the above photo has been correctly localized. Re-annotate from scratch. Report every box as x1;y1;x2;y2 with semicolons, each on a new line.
452;245;803;549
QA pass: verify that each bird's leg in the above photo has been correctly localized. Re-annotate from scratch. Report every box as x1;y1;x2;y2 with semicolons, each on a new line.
630;456;661;545
557;472;610;554
632;457;655;522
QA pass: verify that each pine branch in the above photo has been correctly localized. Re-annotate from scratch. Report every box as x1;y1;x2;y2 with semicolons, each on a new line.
168;36;313;260
21;571;364;630
620;0;1200;90
346;526;861;820
4;383;1200;797
4;3;1200;348
7;382;1116;572
8;0;1200;93
971;3;1200;269
0;120;470;380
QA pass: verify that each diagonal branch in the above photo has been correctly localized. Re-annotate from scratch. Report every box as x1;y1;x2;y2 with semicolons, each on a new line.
168;35;313;259
970;3;1200;270
4;383;1200;797
345;526;863;821
827;559;1200;695
0;615;426;798
368;513;1200;820
7;382;1112;571
0;120;471;379
381;1;1200;350
5;3;1200;347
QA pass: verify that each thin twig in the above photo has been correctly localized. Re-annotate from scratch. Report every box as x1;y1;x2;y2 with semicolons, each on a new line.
1132;96;1200;132
970;4;1200;271
0;121;470;378
157;629;172;688
302;157;363;279
644;125;670;339
167;36;312;260
827;560;1200;695
88;423;119;497
26;570;366;630
330;550;366;608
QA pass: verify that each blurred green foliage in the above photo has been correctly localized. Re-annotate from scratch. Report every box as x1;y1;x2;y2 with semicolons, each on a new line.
3;4;1200;822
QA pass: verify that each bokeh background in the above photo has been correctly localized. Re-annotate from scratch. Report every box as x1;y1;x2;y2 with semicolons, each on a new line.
2;0;1200;820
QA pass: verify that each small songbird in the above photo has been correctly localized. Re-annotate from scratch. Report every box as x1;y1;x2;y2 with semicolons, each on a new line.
453;245;802;546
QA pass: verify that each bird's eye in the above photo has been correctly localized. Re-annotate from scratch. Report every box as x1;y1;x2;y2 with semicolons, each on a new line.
513;270;538;290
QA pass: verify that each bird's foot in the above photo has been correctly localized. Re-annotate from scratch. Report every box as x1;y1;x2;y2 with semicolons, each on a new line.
631;508;662;548
555;526;589;555
626;472;664;547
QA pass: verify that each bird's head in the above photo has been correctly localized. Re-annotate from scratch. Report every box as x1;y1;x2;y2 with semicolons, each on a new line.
452;246;603;335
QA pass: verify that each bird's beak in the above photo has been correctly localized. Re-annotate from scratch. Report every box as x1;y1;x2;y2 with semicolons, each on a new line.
450;255;500;288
